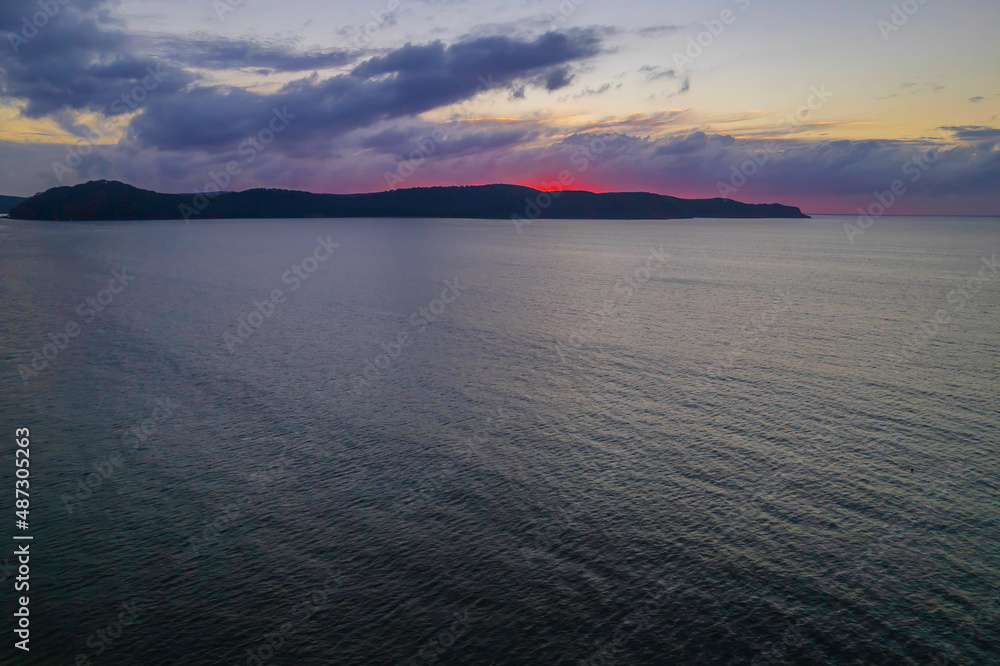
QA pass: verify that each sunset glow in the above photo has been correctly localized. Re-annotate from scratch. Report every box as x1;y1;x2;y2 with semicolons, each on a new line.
1;0;998;214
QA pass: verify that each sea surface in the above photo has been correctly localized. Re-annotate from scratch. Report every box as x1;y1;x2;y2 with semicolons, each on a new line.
0;215;998;665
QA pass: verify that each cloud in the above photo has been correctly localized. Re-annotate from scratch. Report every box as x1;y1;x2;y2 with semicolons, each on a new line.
2;1;997;216
7;124;1000;215
541;65;574;91
939;125;1000;141
573;82;618;98
352;30;601;81
653;131;711;155
969;96;985;103
153;36;355;73
1;0;603;153
578;110;687;134
0;0;194;118
360;123;535;159
637;25;681;38
879;82;946;99
123;29;604;151
639;65;678;82
637;66;688;96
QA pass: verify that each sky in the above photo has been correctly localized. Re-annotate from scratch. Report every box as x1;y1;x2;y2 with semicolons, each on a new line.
1;0;998;214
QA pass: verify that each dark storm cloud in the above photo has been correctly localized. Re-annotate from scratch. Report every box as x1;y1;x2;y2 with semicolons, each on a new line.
127;29;604;150
0;0;604;155
1;0;603;143
0;0;192;117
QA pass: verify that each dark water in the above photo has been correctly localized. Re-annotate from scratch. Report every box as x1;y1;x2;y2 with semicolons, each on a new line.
1;215;998;665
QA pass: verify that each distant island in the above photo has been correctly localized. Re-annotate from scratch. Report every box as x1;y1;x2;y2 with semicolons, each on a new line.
0;195;26;215
8;180;809;221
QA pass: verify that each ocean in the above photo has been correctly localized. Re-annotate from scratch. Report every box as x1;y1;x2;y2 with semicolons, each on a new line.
1;215;998;664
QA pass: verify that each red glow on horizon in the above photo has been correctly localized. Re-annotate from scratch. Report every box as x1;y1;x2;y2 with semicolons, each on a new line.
515;178;618;193
357;174;726;201
514;175;711;200
518;180;589;192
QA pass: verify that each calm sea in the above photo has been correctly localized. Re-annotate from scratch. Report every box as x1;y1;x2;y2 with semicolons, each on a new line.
0;215;998;665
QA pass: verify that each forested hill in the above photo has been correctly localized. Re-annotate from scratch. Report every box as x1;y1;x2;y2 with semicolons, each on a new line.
9;180;810;221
